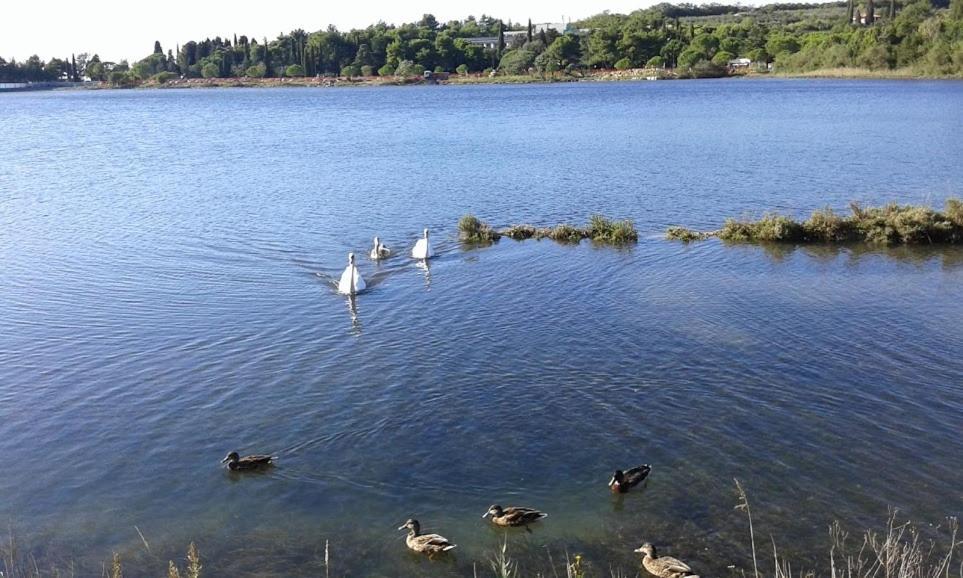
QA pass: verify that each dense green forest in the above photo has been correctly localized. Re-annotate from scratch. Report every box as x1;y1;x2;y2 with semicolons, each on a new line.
2;0;962;84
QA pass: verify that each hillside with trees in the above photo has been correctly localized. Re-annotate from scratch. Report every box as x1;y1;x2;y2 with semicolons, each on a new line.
2;0;961;85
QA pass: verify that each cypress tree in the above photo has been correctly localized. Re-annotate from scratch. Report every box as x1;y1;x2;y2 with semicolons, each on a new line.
527;19;533;43
71;54;77;81
866;0;875;23
153;40;162;54
497;21;505;54
263;37;271;76
888;0;896;19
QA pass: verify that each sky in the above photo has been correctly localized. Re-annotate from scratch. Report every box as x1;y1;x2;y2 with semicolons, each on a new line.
2;0;654;63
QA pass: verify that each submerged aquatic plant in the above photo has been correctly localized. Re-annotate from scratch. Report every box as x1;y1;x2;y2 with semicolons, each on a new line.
666;226;715;242
504;224;538;240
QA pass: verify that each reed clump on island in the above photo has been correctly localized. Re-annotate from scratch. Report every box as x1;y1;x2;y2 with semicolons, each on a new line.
459;215;638;246
666;198;963;245
459;214;502;243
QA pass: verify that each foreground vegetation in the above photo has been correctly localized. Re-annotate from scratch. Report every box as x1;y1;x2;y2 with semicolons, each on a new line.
4;0;963;86
459;214;638;245
667;199;963;245
3;486;958;578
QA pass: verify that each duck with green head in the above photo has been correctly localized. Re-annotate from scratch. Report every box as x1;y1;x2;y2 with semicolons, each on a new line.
609;464;652;493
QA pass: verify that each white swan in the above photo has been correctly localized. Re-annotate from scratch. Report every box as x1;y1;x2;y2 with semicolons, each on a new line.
370;236;390;260
337;252;366;295
411;228;434;260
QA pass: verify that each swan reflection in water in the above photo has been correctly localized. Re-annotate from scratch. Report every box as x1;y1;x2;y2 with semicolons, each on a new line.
346;293;362;335
416;259;431;290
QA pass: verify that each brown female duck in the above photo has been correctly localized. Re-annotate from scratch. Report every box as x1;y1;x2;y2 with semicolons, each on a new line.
482;504;548;527
609;464;652;493
635;543;699;578
221;451;275;471
397;519;457;557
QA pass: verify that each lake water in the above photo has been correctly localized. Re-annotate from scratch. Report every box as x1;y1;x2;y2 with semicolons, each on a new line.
1;79;961;577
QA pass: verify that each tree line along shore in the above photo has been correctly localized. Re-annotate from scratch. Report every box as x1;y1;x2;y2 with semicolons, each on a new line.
3;0;963;88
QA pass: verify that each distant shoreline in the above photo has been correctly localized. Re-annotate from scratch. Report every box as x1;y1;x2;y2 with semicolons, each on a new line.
119;67;963;89
8;67;960;93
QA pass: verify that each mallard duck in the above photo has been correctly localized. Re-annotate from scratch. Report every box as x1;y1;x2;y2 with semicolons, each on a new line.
482;504;548;527
609;464;652;493
397;519;456;556
412;228;434;260
221;451;275;471
370;237;390;260
635;543;699;578
337;252;366;295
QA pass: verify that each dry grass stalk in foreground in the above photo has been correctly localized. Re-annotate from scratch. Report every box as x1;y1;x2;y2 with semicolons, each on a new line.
167;542;202;578
490;538;520;578
821;514;960;578
732;478;961;578
2;500;959;577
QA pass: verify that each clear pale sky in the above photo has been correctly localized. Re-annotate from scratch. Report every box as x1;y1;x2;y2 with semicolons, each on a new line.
2;0;655;63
